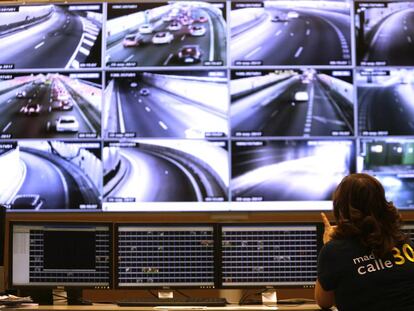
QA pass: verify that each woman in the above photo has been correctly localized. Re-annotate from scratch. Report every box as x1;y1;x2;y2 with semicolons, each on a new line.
315;173;414;311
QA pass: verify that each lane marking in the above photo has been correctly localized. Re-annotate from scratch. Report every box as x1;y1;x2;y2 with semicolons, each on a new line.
79;46;90;56
124;54;134;62
84;33;97;41
275;30;282;37
306;29;311;36
181;35;186;41
35;41;45;49
163;53;174;65
294;46;304;58
83;38;94;46
408;36;412;43
290;32;294;36
159;121;168;130
271;110;278;117
145;106;151;112
245;46;262;58
2;121;12;132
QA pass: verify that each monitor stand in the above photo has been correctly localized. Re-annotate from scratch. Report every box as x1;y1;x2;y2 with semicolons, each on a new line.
157;290;174;299
261;288;277;306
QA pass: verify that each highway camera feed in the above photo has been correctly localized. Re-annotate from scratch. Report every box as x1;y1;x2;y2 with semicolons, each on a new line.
231;0;352;66
103;140;228;209
0;140;102;210
359;139;414;209
0;4;102;69
357;69;414;136
231;140;354;202
0;72;101;139
104;70;228;138
106;2;227;67
231;69;354;137
355;1;414;66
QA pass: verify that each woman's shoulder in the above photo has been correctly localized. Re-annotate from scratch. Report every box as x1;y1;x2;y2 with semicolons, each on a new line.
321;238;367;256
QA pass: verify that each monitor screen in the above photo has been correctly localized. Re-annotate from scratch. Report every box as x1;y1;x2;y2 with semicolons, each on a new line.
358;138;414;209
0;0;412;212
10;223;111;287
0;140;101;211
220;224;322;287
106;2;226;67
116;224;216;288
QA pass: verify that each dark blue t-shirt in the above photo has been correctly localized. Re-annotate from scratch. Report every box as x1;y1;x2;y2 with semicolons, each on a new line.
318;238;414;311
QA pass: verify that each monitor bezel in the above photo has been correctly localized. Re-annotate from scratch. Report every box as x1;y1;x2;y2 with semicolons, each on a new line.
8;221;114;289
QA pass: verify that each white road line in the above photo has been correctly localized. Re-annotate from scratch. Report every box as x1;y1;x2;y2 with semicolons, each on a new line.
290;32;294;36
145;106;151;112
34;41;45;49
208;13;215;61
2;121;12;132
84;33;97;41
275;30;282;37
124;54;134;62
404;26;408;31
245;46;262;58
271;110;278;117
163;53;174;65
181;35;186;41
83;38;94;46
159;121;168;130
294;46;304;58
408;36;412;43
116;87;126;133
79;46;90;56
306;29;311;36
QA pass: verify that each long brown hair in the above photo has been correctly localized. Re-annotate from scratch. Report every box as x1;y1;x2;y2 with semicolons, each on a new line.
332;173;406;258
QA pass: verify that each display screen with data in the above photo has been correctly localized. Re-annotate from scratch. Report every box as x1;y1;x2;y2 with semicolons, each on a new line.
116;225;216;288
0;0;413;211
10;223;112;287
220;224;322;287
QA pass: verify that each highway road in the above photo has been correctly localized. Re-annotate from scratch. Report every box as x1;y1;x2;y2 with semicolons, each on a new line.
361;8;414;65
107;81;227;138
232;74;353;137
358;83;414;135
106;7;226;66
12;147;100;210
0;6;101;69
105;146;227;202
0;77;99;139
231;7;350;65
231;142;351;201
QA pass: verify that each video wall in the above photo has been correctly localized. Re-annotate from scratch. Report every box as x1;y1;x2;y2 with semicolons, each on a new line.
0;0;413;212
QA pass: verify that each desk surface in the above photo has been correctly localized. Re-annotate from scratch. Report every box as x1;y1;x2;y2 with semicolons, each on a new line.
7;303;324;311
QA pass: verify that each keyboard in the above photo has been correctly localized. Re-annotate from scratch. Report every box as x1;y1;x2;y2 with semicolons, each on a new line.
117;297;227;307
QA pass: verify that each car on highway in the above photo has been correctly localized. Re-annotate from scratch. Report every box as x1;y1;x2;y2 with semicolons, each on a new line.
21;102;41;115
271;15;286;22
180;16;193;25
16;90;27;98
55;115;79;132
123;34;144;47
11;194;43;210
152;31;174;44
189;25;206;36
177;45;202;63
287;11;299;19
294;91;309;102
139;23;154;34
140;88;150;96
197;16;208;23
168;21;182;31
